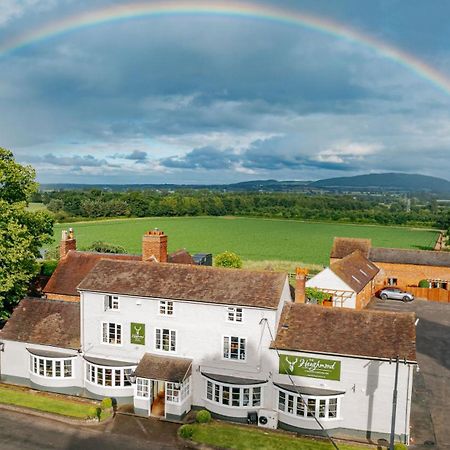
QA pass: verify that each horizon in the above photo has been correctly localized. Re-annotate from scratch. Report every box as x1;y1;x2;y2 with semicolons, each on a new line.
1;1;450;184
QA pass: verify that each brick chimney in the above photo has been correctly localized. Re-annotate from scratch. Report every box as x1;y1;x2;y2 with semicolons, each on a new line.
142;229;168;263
295;268;309;303
60;228;76;258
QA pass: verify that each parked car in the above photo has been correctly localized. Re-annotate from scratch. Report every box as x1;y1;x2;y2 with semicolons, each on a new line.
379;287;414;302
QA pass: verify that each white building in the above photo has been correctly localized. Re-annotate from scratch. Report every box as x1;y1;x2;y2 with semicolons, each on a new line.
0;229;416;444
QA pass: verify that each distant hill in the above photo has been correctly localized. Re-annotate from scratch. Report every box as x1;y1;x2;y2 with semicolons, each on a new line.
310;173;450;193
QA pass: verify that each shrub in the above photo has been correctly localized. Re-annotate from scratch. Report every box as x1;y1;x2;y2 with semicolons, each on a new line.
101;397;113;410
196;409;212;424
214;251;242;269
40;260;58;277
418;279;430;288
82;241;127;254
179;424;194;439
87;406;98;420
305;287;331;305
394;443;408;450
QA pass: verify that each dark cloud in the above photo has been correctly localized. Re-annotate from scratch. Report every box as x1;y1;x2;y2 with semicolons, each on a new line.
111;150;148;163
30;153;107;167
161;147;238;170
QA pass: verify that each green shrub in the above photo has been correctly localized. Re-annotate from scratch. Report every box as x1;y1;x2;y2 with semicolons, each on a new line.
305;287;331;305
101;397;113;410
179;424;194;439
40;260;58;277
394;443;408;450
87;406;98;419
418;279;430;288
196;409;212;423
214;251;242;269
82;241;127;254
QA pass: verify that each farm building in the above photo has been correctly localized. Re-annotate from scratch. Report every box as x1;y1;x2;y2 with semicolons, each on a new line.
0;229;416;444
330;237;450;295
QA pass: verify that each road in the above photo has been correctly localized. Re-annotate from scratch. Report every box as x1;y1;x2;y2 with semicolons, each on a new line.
0;409;184;450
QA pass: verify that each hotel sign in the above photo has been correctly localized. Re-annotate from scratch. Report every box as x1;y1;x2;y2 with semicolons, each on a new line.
279;354;341;381
130;323;145;345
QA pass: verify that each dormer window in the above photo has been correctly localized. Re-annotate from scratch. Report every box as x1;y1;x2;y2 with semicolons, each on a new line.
159;300;174;315
104;295;119;311
227;307;243;322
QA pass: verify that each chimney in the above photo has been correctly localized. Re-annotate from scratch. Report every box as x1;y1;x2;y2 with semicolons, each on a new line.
295;268;308;303
60;228;76;258
142;228;168;263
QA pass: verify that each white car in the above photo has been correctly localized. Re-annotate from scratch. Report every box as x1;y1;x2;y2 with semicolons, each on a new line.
379;288;414;302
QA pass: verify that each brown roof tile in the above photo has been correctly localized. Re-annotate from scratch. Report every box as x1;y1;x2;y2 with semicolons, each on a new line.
78;259;287;309
330;237;372;259
135;353;192;382
272;303;416;361
168;249;195;265
44;251;141;297
0;298;80;349
369;247;450;268
330;250;379;293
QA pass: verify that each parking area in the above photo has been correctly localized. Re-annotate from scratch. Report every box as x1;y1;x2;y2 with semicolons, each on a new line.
368;298;450;449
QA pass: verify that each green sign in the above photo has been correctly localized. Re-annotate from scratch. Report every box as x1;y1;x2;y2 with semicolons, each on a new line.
130;323;145;345
279;354;341;381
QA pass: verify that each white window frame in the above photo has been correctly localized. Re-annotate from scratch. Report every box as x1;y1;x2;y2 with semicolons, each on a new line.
101;322;122;346
136;377;150;398
85;362;136;388
29;355;74;379
155;328;177;353
277;388;341;420
104;295;120;311
226;307;243;323
223;336;246;361
205;379;263;408
159;300;174;316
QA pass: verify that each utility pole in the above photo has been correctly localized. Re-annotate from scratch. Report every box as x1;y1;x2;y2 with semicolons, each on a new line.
389;355;400;450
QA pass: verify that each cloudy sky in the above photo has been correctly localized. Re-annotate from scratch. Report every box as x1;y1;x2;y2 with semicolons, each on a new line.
1;0;450;184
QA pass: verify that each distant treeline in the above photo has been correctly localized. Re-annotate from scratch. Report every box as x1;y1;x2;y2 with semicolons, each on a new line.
33;189;450;229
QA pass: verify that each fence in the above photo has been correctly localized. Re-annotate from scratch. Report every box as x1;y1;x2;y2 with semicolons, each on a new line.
406;286;450;303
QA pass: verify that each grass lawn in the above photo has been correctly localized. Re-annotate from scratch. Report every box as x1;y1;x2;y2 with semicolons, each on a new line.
181;422;372;450
50;216;438;266
0;384;108;420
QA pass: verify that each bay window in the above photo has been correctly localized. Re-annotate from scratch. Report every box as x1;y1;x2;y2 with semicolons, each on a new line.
85;362;135;388
29;355;74;379
206;380;262;408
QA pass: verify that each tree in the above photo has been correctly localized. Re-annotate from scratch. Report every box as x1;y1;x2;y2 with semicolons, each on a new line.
0;148;54;316
214;251;242;269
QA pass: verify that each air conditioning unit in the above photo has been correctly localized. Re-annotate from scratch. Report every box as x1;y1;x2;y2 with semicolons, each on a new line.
258;409;278;429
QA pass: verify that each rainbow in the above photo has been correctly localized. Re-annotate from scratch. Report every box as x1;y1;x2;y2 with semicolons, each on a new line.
2;1;450;96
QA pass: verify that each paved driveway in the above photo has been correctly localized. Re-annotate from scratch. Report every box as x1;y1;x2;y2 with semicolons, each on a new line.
369;299;450;449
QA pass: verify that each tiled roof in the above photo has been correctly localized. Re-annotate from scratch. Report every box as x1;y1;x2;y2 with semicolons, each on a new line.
0;298;80;349
272;303;416;361
369;247;450;268
330;237;372;259
330;250;379;293
168;249;195;265
78;259;287;309
135;353;192;382
44;251;141;297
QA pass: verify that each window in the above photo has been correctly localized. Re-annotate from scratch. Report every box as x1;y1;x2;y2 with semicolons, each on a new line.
227;307;243;322
223;336;246;360
104;295;119;310
387;277;398;286
277;389;341;420
102;322;122;345
205;380;263;408
155;328;176;352
29;355;74;379
136;378;149;398
85;362;136;388
166;379;191;404
159;300;174;315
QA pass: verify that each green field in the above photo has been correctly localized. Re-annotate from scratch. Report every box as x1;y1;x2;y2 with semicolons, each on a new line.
50;217;438;266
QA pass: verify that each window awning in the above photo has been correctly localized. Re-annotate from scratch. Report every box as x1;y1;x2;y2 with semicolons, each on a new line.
274;382;345;396
135;353;192;383
202;372;268;386
83;355;137;367
27;348;78;359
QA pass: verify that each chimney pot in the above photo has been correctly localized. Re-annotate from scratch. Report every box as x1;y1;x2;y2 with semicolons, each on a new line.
60;228;76;258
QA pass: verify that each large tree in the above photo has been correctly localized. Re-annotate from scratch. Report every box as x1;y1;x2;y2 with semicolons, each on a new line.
0;148;54;316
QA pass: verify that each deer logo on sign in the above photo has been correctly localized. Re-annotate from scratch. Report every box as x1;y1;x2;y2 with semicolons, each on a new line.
134;325;142;335
285;357;298;372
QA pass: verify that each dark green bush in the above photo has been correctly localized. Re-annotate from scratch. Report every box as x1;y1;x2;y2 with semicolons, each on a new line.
82;241;127;254
40;260;58;276
179;424;194;439
418;279;430;288
196;409;211;423
101;397;113;410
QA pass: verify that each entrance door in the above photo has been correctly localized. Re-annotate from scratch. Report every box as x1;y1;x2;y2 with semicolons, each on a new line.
150;380;165;417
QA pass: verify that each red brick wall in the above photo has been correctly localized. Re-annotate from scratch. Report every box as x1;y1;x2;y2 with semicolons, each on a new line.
142;230;168;262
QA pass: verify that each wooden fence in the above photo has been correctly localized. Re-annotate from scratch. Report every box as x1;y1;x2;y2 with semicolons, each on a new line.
406;286;450;303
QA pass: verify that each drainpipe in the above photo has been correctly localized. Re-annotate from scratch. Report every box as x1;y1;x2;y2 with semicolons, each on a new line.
389;356;400;450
